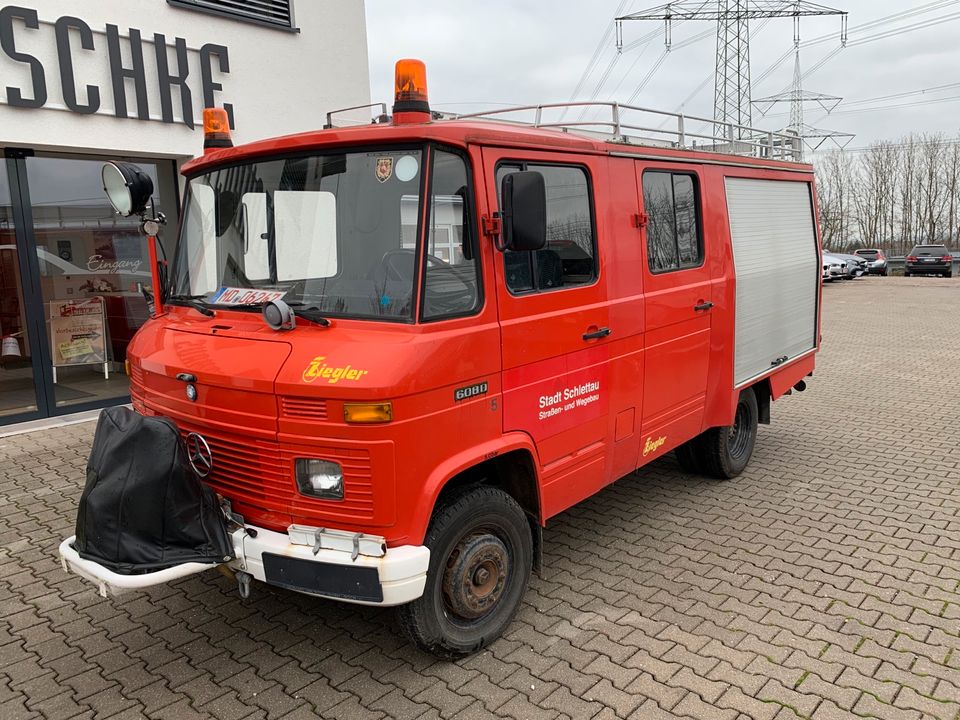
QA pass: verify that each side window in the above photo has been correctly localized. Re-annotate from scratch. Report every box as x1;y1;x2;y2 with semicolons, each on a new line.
422;150;481;320
642;171;703;273
497;162;597;294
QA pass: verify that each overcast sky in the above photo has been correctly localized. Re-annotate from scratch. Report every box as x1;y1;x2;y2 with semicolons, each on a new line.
365;0;960;151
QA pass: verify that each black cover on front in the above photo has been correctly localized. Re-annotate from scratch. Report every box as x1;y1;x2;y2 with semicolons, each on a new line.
74;406;232;574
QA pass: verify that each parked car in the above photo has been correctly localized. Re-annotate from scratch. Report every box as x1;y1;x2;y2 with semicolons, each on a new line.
822;255;843;282
824;252;865;279
854;248;887;276
904;244;953;277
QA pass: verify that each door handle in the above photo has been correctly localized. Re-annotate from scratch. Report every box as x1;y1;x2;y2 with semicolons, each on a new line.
693;301;714;311
582;327;611;340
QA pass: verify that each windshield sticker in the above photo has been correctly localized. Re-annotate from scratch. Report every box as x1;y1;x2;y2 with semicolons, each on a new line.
375;157;394;183
211;287;287;305
395;155;419;182
302;356;368;384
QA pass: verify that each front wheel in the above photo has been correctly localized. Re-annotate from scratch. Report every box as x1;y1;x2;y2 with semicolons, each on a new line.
695;387;759;479
396;486;533;658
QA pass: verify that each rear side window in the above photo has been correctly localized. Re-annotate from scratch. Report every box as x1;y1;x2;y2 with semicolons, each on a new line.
496;163;597;294
642;171;703;273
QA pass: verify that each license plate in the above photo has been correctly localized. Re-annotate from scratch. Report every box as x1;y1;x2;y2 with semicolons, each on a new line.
922;258;936;262
262;552;383;602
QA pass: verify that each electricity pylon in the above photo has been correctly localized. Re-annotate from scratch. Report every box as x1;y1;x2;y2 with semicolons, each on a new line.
616;1;847;138
752;49;854;156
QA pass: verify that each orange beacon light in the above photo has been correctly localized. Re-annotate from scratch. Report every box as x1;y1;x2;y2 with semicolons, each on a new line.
203;107;233;152
393;59;431;121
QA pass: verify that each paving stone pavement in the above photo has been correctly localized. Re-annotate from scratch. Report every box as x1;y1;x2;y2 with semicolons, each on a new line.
1;276;958;720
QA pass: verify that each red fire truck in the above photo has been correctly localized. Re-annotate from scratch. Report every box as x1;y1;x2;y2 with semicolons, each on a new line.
61;60;821;658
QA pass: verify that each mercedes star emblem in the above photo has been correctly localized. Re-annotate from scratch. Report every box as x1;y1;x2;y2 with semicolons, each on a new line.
185;432;213;478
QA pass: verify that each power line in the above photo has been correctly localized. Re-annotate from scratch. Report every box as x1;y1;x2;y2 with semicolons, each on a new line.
752;0;960;92
841;82;960;107
561;0;634;120
814;135;960;155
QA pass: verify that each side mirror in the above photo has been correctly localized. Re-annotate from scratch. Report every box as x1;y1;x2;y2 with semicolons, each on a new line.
501;171;546;252
101;161;154;217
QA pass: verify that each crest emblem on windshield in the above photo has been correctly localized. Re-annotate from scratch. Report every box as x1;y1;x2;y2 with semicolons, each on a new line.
185;432;213;478
375;157;393;183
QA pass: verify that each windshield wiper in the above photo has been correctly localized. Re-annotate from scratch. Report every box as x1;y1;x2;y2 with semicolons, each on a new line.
286;302;331;327
296;307;331;327
167;294;215;317
198;299;330;326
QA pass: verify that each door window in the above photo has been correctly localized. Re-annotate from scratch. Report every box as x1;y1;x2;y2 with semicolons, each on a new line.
0;166;39;417
642;171;703;273
422;149;481;320
496;163;596;294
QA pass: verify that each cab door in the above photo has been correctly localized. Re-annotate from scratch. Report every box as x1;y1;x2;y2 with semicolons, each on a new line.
636;165;712;462
481;148;609;519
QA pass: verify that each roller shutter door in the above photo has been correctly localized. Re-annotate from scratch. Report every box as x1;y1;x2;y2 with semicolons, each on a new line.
725;177;819;386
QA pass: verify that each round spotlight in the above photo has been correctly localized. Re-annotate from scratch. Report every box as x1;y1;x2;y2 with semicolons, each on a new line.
101;162;154;217
263;299;295;331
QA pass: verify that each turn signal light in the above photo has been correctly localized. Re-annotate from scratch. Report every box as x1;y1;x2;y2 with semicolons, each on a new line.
203;107;233;151
393;59;430;115
343;402;393;424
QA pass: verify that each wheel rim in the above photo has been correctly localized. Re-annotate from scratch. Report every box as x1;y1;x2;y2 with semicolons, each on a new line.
441;532;509;621
726;402;752;458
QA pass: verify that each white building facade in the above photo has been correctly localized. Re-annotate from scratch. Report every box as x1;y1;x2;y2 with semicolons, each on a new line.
0;0;370;424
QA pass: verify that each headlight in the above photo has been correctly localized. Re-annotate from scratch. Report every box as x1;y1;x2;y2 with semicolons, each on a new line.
295;459;343;500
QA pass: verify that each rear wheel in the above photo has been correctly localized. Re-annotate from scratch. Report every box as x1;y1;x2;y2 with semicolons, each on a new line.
903;271;910;277
694;387;759;479
396;486;533;659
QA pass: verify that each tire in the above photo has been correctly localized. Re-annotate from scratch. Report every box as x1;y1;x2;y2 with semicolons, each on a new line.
946;271;953;279
694;387;759;480
396;486;533;658
903;271;910;277
675;439;703;474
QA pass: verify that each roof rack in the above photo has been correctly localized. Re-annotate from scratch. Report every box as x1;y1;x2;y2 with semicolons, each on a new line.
450;101;804;162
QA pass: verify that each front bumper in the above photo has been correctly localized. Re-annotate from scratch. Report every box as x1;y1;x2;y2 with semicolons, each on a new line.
60;524;430;607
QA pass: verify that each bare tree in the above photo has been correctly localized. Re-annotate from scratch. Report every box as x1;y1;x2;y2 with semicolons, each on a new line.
815;150;855;250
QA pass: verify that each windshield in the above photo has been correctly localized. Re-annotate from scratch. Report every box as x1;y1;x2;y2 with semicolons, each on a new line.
170;146;474;321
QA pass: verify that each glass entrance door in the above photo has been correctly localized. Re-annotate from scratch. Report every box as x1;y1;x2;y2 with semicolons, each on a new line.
0;150;177;424
0;162;41;418
25;157;162;410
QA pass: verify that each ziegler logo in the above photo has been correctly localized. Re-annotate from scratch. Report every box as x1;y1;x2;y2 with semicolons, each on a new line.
642;435;667;456
302;357;369;384
454;382;488;402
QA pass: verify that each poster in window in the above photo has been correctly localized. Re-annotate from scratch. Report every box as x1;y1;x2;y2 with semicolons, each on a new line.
49;298;107;366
